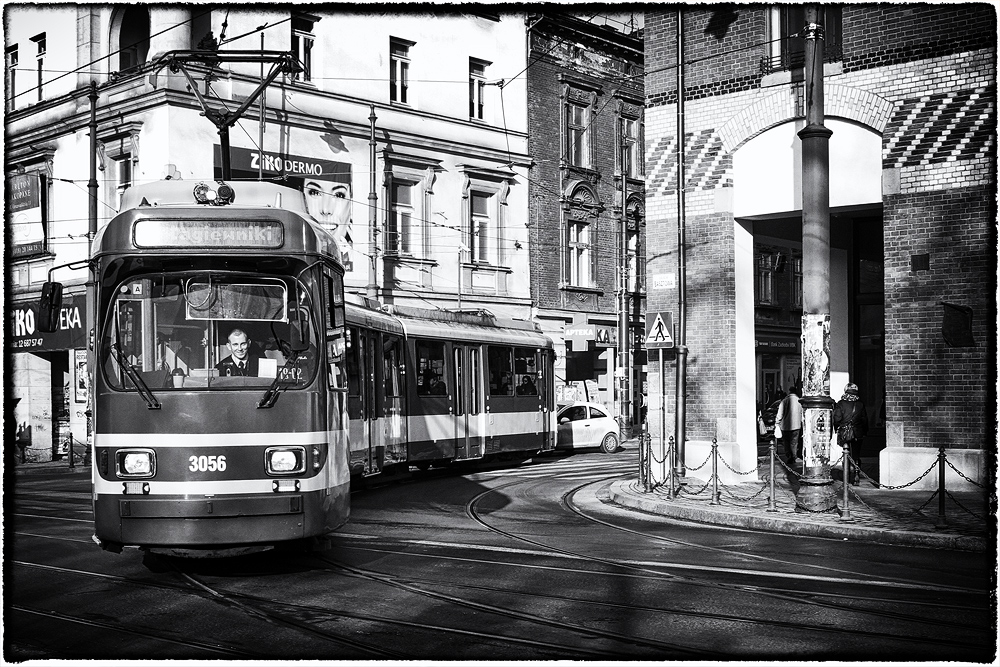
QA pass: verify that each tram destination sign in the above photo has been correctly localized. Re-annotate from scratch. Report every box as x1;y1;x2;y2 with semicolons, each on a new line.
134;219;284;248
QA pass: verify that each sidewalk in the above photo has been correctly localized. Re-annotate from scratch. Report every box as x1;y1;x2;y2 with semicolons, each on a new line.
608;453;992;553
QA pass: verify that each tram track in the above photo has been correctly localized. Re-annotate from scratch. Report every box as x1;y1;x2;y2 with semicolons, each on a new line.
461;478;991;649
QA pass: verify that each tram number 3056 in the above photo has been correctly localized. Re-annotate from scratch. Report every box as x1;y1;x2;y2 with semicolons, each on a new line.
189;455;228;472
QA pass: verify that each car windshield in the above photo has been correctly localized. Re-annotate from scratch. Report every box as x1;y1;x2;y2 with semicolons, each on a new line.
102;273;318;391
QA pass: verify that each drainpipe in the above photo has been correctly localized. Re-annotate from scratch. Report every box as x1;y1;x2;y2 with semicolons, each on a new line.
367;105;379;302
675;9;688;477
795;5;837;512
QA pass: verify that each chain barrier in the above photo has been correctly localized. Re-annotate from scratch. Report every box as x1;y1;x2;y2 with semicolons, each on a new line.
676;478;713;496
870;457;939;490
945;458;987;489
715;448;761;476
718;479;771;504
683;449;714;472
945;490;986;521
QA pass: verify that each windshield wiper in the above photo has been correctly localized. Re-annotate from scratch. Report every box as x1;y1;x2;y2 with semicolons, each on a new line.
110;343;161;409
257;349;300;409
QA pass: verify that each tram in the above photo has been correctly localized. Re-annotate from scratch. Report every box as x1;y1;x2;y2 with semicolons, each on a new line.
344;301;556;477
39;179;350;555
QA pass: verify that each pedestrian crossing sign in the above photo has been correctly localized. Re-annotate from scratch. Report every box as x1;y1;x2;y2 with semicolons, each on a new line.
645;311;674;349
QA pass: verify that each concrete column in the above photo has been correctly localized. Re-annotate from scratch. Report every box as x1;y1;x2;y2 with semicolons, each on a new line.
148;8;192;60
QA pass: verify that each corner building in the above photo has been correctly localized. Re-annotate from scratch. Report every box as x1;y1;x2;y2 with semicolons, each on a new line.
526;15;645;419
644;5;994;488
5;6;530;461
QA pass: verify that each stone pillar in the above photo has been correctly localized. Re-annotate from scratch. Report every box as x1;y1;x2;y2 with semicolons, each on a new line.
148;8;192;60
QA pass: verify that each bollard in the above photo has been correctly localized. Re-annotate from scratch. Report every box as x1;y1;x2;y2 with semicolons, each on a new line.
710;437;720;505
767;439;776;512
68;433;75;469
667;435;675;499
642;432;651;493
841;453;851;521
935;446;947;529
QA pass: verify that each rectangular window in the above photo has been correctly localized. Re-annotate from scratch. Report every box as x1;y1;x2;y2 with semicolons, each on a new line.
488;346;513;396
568;218;591;286
622;117;641;178
390;38;412;104
792;257;803;309
115;157;133;210
5;45;17;112
514;348;538;396
30;33;44;101
774;5;843;71
756;254;775;305
416;340;447;396
387;180;414;254
470;191;492;263
292;17;315;82
469;58;488;120
567;101;590;167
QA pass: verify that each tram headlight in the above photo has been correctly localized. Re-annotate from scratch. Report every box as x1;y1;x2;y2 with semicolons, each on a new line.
265;446;306;475
116;449;156;478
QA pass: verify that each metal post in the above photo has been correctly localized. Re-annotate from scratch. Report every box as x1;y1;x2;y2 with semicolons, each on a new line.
367;105;379;301
68;433;75;469
841;452;851;520
935;446;948;528
86;81;98;466
710;437;719;505
674;9;688;478
618;122;630;436
667;435;675;498
767;439;776;512
795;5;837;512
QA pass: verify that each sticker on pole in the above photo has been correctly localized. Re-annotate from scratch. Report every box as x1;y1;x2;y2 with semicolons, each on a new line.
645;311;674;349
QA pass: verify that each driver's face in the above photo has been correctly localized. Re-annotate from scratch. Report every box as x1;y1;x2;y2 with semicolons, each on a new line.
228;333;250;361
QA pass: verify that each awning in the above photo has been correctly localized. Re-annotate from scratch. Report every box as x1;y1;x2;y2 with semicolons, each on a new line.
11;293;87;353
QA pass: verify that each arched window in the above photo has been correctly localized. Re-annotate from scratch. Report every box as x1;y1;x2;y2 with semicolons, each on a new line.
111;7;150;73
562;181;601;289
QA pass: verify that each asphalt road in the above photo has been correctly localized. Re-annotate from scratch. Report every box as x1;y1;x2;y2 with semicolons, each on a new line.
6;447;995;661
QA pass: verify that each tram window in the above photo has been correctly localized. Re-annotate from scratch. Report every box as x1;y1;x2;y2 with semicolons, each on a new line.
383;335;403;398
346;328;361;397
102;274;318;391
416;340;447;395
488;346;513;396
515;348;538;396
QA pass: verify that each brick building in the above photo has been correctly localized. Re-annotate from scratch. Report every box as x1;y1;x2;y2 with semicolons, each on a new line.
644;5;994;488
526;14;645;420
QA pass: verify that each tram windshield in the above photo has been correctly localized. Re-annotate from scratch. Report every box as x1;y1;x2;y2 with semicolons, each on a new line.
102;274;319;391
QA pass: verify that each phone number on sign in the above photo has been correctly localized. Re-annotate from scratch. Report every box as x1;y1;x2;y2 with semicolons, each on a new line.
11;338;43;349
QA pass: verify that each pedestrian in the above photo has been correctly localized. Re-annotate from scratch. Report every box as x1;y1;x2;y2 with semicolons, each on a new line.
833;382;869;485
774;386;802;465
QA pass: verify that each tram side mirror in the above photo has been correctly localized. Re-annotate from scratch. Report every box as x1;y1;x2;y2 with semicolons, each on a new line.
38;282;64;333
289;318;309;353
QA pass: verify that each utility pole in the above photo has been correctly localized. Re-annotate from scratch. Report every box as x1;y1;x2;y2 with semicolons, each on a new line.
84;80;98;467
619;118;631;435
674;9;688;477
367;105;379;302
796;5;837;511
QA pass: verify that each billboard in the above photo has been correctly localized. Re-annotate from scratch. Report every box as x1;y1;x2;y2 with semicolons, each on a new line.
7;172;47;258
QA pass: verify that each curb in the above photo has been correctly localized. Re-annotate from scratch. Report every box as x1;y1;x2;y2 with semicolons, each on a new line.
607;480;987;553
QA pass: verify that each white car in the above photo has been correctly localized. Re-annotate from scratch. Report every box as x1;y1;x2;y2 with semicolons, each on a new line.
556;402;620;454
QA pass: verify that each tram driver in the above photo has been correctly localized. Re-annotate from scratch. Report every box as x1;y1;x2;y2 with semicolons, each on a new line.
216;328;264;377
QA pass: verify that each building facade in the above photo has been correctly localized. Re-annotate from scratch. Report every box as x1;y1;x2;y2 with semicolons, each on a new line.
644;5;994;487
5;6;532;462
525;14;645;422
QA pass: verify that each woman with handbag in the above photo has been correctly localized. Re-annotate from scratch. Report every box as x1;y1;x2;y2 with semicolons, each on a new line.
833;382;869;485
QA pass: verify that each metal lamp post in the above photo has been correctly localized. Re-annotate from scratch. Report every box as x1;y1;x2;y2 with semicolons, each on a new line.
795;6;837;512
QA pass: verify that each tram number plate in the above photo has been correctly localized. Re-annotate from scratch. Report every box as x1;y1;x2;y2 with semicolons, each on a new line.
189;455;228;473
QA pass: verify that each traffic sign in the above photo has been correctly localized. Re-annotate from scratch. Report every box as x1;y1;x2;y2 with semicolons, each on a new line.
644;311;674;349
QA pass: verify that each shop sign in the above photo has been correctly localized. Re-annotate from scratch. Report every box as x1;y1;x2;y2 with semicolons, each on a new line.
217;146;351;184
755;335;800;353
565;324;617;350
7;173;47;258
10;295;87;352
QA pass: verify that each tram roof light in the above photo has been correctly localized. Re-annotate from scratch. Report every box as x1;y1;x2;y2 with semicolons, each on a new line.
192;181;235;206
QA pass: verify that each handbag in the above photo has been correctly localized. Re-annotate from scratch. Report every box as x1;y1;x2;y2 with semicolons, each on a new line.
838;421;856;444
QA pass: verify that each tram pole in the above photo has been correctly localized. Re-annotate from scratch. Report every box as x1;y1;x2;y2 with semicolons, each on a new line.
86;80;98;462
795;5;837;512
367;105;379;302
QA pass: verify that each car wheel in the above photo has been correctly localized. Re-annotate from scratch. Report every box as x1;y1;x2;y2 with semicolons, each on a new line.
600;432;619;454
